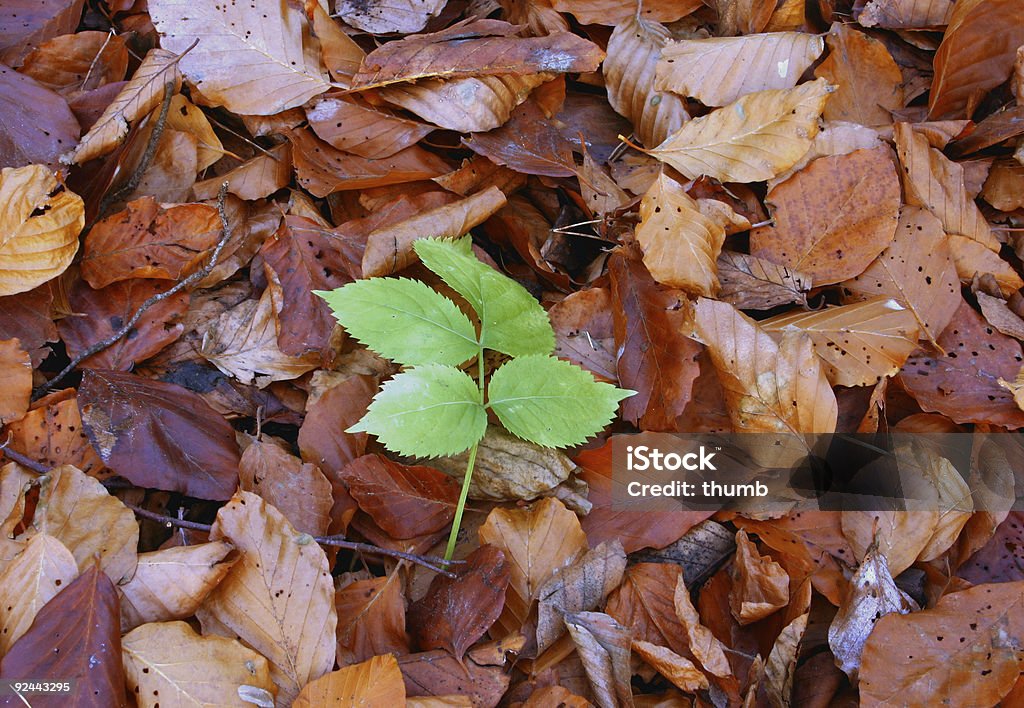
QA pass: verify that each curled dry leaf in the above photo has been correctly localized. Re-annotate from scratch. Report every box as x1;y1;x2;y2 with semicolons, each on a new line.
200;266;321;385
351;19;604;89
192;143;292;202
632;639;708;693
78;369;241;500
751;147;900;286
149;0;328;115
648;79;833;183
860;581;1024;706
858;0;955;28
947;235;1023;297
165;94;224;171
478;497;589;639
0;338;30;425
0;533;78;655
81;197;220;288
536;540;627;655
379;74;550;134
900;301;1024;429
408;545;510;660
693;298;838;435
294;654;406;707
841;207;961;345
336;0;445;33
119;541;236;632
655;32;825;107
609;248;702;431
199;491;337;704
0;164;83;297
122;621;275;708
70;48;181;164
763;612;808;706
716;251;810;310
0;64;80;170
813;23;904;127
729;530;790;625
19;464;138;585
636;171;725;297
0;564;126;707
307;96;434;160
928;0;1024;118
760;297;919;387
334;573;409;667
828;542;918;681
604;15;689;148
563;612;634;708
605;563;688;656
239;438;332;537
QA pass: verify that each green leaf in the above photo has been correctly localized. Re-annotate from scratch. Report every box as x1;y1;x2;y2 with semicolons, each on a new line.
487;355;635;448
414;237;555;358
316;278;478;366
348;365;487;457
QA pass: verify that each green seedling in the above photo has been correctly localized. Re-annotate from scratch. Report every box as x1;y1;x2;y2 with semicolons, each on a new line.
316;236;634;561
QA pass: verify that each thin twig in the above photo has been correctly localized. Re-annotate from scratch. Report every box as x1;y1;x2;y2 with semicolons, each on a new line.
36;182;234;397
98;80;177;215
0;436;49;474
125;504;461;577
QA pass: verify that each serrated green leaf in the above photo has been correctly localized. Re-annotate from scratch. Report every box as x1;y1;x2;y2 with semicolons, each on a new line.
414;237;555;357
487;355;634;448
348;365;487;457
316;278;478;366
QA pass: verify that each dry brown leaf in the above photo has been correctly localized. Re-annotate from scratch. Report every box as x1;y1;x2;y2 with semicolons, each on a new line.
17;464;138;585
563;612;634;708
693;298;838;435
550;288;617;383
200;266;320;386
750;147;900;285
378;74;549;133
858;0;954;28
729;530;790;625
308;3;363;86
119;542;236;632
198;491;337;704
0;338;30;425
0;0;85;68
981;158;1024;211
761;297;919;387
655;33;825;107
605;563;689;657
0;64;81;171
763;612;808;706
239;437;332;537
859;581;1024;706
0;533;78;655
717;251;810;310
813;23;904;127
828;542;918;681
165;94;226;171
649;79;833;183
464;98;577;178
337;0;444;33
632;639;709;693
192;143;292;202
4;390;103;476
536;540;627;655
709;0;776;35
0;164;83;296
70;48;181;164
895;122;997;248
928;0;1024;118
128;127;198;204
307;96;434;160
150;0;329;115
122;620;275;707
672;574;732;678
361;186;506;277
478;497;588;640
294;654;406;707
947;235;1024;296
769;121;884;188
334;574;409;667
604;15;689;148
551;0;702;24
635;172;724;297
980;292;1024;341
841;207;961;345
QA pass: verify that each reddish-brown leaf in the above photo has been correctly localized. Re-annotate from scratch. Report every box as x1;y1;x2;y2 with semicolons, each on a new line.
238;438;332;537
80;197;220;289
0;0;85;67
334;575;410;667
729;530;790;625
605;562;689;656
0;338;30;425
0;284;57;366
813;23;904;127
306;95;434;159
19;31;128;96
609;247;702;431
408;544;510;659
399;641;513;705
465;100;577;178
550;288;617;384
4;390;104;477
0;63;79;169
958;511;1024;585
0;564;126;707
77;369;240;500
899;301;1024;429
58;278;188;371
339;454;459;540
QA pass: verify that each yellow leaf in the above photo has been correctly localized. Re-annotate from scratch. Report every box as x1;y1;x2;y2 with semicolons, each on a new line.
292;655;406;707
636;172;724;296
648;78;834;183
0;338;31;425
122;621;275;707
655;32;824;107
0;165;83;296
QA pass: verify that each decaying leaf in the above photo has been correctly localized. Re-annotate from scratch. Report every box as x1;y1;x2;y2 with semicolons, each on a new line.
334;573;409;667
648;79;833;183
0;63;81;170
632;639;708;693
813;23;904;127
336;0;445;34
563;612;634;708
0;533;78;655
239;438;332;537
729;530;790;625
306;96;434;160
717;251;810;310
